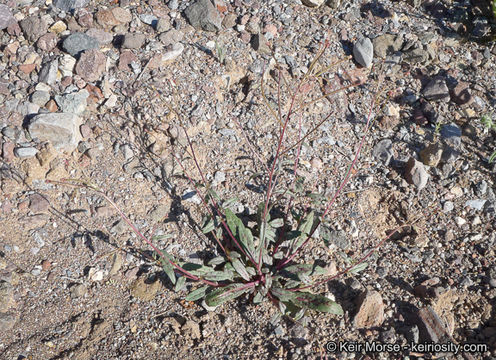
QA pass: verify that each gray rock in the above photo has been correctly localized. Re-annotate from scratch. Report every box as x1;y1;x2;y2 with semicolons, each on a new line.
156;18;171;33
20;16;48;42
252;33;271;54
28;113;82;152
30;90;50;107
0;5;15;30
120;143;134;160
465;199;487;211
353;37;373;68
122;33;146;49
405;157;429;190
373;139;393;166
38;59;59;85
53;0;89;11
302;0;325;6
0;281;13;312
168;0;179;10
0;312;16;331
184;0;222;32
85;28;113;45
440;123;462;149
419;142;443;167
14;147;38;158
54;89;89;115
443;201;454;212
62;32;99;57
140;14;158;26
423;77;449;101
372;34;403;58
274;325;285;336
475;180;488;197
158;29;184;46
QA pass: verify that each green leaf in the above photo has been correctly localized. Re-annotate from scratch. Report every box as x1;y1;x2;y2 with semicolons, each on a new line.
489;150;496;163
185;285;209;302
202;216;215;234
154;250;176;285
203;270;234;281
208;256;226;266
204;283;251;307
181;263;215;276
349;262;368;274
289;292;343;314
222;197;239;209
269;218;284;228
224;208;255;257
231;258;251;281
175;276;186;292
271;287;294;302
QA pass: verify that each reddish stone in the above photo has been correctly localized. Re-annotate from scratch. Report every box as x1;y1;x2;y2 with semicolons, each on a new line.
1;140;15;162
96;9;119;28
46;99;58;112
118;50;138;71
412;107;428;126
7;22;21;36
80;124;92;138
29;193;50;213
18;63;36;74
75;49;106;82
450;82;472;106
41;259;51;271
76;8;93;28
61;76;72;87
18;200;29;211
240;31;251;43
37;32;58;52
84;84;104;103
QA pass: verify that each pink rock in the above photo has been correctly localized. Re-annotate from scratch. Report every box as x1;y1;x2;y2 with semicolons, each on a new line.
37;33;58;52
118;50;138;72
1;140;15;162
75;49;106;82
29;193;50;213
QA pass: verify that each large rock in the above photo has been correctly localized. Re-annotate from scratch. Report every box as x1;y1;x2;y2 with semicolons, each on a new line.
20;16;48;42
405;157;429;190
422;76;449;101
54;89;89;115
62;32;99;57
75;49;106;82
372;34;404;58
354;290;384;328
28;113;82;152
184;0;222;32
53;0;89;12
353;37;373;68
0;4;16;30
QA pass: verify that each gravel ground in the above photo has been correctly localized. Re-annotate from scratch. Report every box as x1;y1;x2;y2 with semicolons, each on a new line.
1;0;496;359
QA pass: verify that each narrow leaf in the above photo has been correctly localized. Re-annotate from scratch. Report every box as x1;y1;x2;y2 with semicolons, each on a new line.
205;283;251;307
232;258;251;281
185;285;209;301
203;270;234;281
174;276;186;292
349;262;368;274
290;292;344;314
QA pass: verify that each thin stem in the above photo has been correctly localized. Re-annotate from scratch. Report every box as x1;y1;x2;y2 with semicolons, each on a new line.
48;179;218;287
173;153;259;267
287;224;408;291
278;88;380;269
